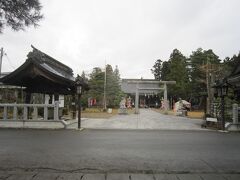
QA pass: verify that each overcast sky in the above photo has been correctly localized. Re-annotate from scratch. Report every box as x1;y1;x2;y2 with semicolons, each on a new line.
1;0;240;79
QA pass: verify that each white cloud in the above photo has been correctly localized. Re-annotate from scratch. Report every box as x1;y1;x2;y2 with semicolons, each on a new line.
1;0;240;78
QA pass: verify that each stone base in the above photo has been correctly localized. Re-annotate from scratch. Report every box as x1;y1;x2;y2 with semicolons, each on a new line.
0;120;66;129
176;110;187;116
226;123;240;132
118;108;128;115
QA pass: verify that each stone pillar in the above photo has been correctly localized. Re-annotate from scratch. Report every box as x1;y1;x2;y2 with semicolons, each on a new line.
44;94;50;104
233;103;238;124
54;101;59;121
163;83;168;111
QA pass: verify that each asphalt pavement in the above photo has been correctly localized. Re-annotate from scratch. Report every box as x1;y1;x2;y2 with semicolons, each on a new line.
0;129;240;179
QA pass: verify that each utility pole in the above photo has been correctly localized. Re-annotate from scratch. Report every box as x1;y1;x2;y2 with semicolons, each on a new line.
0;47;3;77
135;83;139;114
206;57;214;115
206;57;210;114
103;61;107;111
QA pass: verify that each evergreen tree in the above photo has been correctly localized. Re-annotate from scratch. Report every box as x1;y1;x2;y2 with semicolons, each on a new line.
83;65;123;108
105;65;122;107
0;0;43;33
112;65;124;107
223;52;240;76
151;59;162;80
189;48;221;110
88;67;104;106
167;49;190;99
161;61;170;81
189;48;206;96
80;71;88;82
113;65;121;82
80;71;89;108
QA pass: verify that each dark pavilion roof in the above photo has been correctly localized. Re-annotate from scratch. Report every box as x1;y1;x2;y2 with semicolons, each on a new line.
227;60;240;89
0;46;87;94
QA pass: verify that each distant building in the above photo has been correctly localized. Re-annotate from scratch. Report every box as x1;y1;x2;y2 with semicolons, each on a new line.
121;79;161;108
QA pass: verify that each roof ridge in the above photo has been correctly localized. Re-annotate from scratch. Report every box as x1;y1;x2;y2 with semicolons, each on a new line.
30;45;73;75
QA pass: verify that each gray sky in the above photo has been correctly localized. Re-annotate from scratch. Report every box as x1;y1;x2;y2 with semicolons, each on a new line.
1;0;240;79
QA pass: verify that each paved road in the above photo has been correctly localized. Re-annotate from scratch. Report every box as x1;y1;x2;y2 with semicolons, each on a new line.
68;109;203;130
0;129;240;179
1;171;240;180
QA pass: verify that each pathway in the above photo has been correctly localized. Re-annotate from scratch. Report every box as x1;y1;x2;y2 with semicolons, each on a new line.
68;109;203;130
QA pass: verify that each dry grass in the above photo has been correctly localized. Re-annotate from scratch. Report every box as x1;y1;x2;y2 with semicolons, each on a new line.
81;108;135;119
187;111;204;119
153;108;204;119
152;109;175;115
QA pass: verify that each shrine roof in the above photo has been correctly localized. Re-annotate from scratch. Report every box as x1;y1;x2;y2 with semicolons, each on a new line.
28;45;74;81
0;46;87;94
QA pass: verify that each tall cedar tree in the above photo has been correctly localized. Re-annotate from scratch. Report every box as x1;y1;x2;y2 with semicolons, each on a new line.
80;71;89;107
151;48;240;108
88;67;104;106
106;65;122;107
189;48;221;109
151;59;171;81
167;49;190;99
151;50;190;99
189;49;221;93
151;59;162;80
0;0;43;33
223;52;240;76
161;61;170;81
85;65;122;108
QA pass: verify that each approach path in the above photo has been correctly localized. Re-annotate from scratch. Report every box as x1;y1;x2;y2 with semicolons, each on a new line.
68;109;203;130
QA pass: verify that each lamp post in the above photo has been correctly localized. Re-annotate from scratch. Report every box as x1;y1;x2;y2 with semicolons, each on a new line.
75;75;82;129
200;92;208;120
215;82;228;131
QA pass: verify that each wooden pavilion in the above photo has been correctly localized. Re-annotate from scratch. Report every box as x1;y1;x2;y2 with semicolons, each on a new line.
0;46;88;127
0;45;88;102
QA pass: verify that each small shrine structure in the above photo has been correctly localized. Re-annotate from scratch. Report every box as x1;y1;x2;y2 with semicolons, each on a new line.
121;79;176;114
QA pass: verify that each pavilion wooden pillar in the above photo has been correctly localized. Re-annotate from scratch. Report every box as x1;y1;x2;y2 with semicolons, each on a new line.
54;93;59;101
25;92;31;104
25;92;31;119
